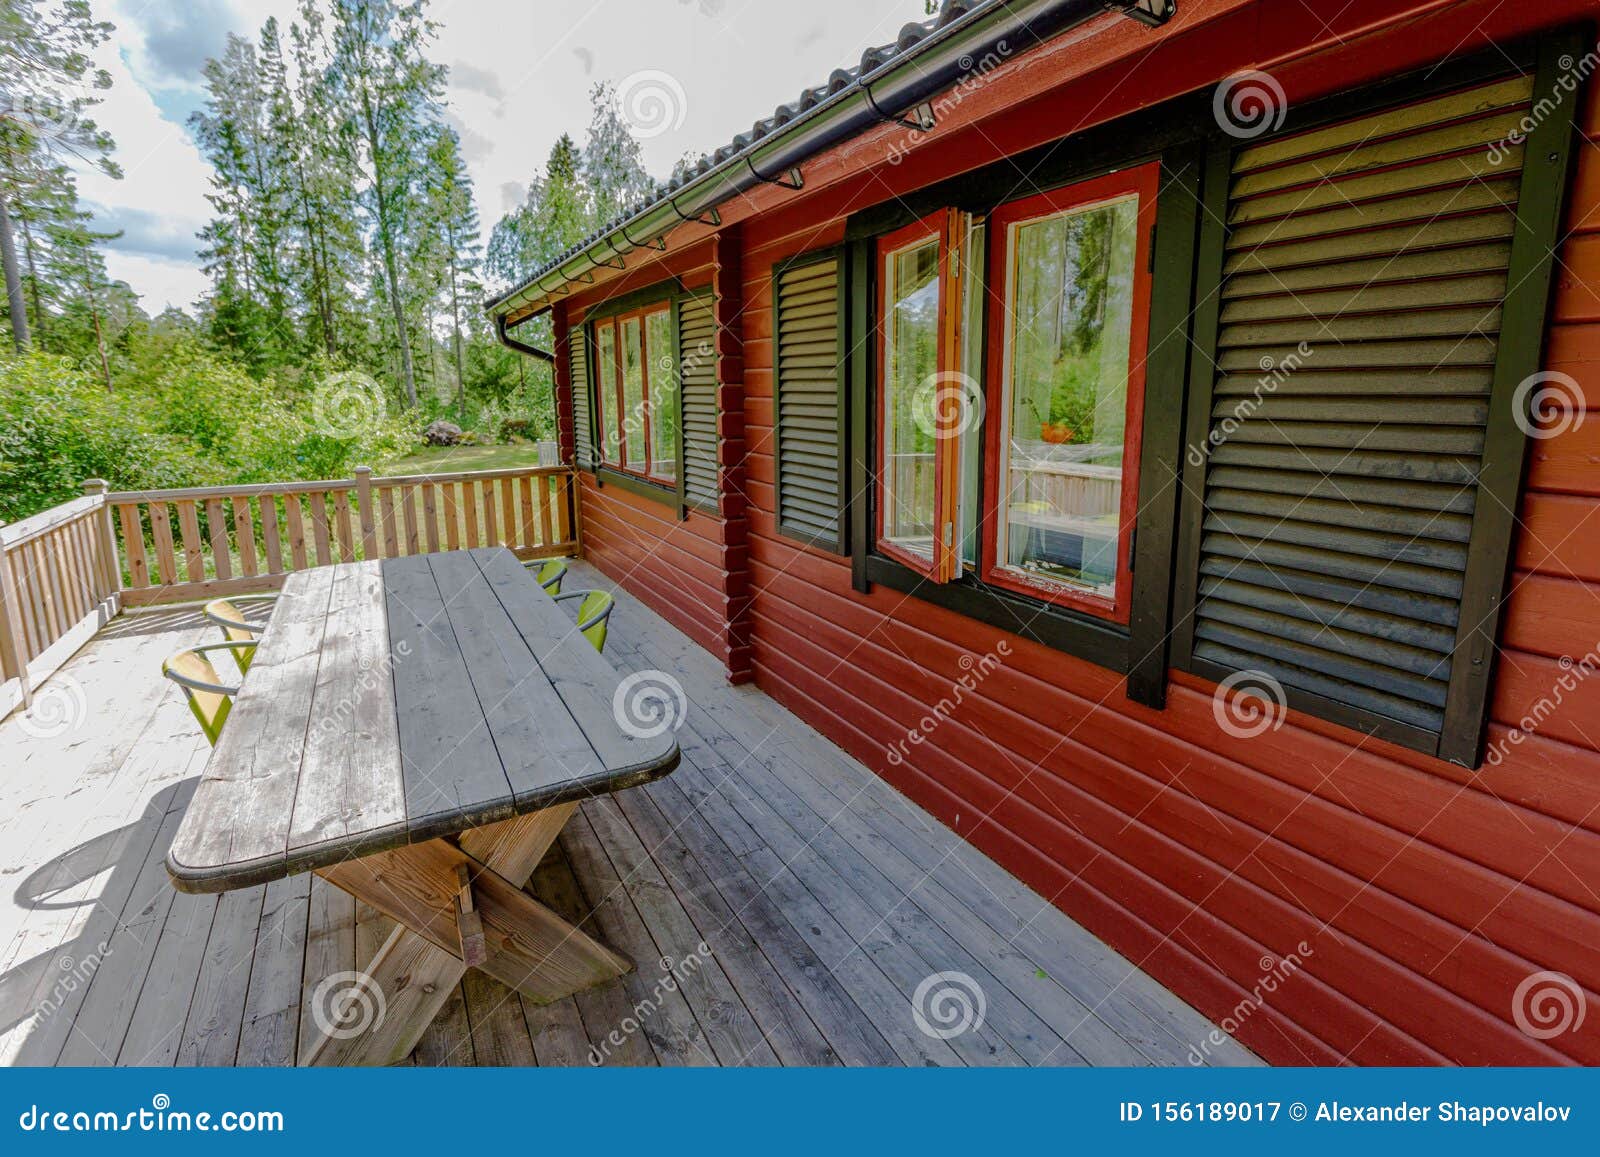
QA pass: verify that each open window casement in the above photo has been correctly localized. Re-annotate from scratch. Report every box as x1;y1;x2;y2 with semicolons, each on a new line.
876;207;978;583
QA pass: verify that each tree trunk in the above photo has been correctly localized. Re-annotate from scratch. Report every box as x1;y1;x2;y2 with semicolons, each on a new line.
446;223;465;421
362;97;417;408
84;258;111;391
0;190;30;353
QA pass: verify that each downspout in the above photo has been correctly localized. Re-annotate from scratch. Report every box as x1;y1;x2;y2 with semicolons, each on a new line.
495;313;555;362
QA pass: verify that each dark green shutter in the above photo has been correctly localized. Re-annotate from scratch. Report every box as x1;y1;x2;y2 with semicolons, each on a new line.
1178;70;1559;752
774;251;846;551
569;325;594;470
678;291;718;510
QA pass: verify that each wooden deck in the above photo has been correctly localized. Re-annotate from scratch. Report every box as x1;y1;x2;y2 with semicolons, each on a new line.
0;562;1256;1067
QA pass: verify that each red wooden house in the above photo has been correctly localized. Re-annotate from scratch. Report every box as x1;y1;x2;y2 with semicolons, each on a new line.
488;0;1600;1065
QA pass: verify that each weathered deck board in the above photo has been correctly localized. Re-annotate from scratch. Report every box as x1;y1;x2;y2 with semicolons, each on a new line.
0;563;1258;1067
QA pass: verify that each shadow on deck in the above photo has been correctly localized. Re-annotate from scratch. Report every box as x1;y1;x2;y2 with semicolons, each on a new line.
0;562;1256;1067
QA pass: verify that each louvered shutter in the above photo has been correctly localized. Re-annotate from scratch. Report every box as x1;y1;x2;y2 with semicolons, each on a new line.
1187;73;1535;740
774;253;845;550
569;326;594;470
679;292;718;510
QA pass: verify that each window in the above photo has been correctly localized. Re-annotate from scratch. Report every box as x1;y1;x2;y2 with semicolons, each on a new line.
591;303;678;484
875;210;978;582
868;164;1156;619
982;165;1157;623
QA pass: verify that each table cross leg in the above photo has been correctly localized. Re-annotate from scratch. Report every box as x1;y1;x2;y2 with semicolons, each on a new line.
301;803;631;1065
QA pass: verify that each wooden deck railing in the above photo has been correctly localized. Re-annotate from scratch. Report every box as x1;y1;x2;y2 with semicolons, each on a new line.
0;481;123;715
106;465;580;608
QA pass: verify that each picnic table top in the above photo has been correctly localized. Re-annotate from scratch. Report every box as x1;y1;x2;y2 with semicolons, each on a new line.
166;546;679;893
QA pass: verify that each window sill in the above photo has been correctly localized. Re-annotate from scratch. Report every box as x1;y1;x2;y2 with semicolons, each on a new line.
862;553;1130;675
593;467;677;507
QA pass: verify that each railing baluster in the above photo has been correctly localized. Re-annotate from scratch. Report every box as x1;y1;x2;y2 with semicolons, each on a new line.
148;501;177;587
176;500;204;582
355;468;378;560
401;486;420;555
260;496;284;573
308;492;332;566
285;495;309;570
206;497;233;581
117;504;149;589
442;482;460;551
421;483;440;553
333;490;355;561
233;496;258;577
463;481;481;549
481;479;498;546
535;476;554;551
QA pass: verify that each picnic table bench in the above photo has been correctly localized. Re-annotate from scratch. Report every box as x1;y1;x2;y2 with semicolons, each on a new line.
166;546;679;1065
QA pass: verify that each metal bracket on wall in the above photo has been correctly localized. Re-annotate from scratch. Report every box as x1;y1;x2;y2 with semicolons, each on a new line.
594;255;627;271
748;157;804;190
1106;0;1176;26
619;222;667;251
670;200;722;227
865;85;936;133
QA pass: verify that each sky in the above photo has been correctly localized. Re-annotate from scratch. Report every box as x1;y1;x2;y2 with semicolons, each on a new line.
72;0;934;314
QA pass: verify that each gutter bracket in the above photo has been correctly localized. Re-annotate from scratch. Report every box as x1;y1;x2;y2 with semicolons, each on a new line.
865;85;935;133
619;222;667;251
1105;0;1176;26
747;157;804;190
670;199;722;227
595;255;627;271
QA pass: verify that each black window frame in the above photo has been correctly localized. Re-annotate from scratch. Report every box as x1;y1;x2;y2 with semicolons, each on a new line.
1168;31;1583;766
837;30;1580;764
574;279;690;515
844;99;1209;701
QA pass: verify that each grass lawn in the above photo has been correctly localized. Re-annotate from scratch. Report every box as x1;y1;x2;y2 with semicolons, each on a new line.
380;441;550;475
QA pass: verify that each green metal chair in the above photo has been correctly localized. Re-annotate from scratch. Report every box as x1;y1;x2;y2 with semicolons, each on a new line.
162;641;255;746
554;590;615;654
526;558;569;595
202;597;267;675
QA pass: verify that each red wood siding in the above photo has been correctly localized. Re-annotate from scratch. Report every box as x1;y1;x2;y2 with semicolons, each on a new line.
549;0;1600;1064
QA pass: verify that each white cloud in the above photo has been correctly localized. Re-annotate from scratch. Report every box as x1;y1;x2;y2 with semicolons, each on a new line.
76;0;929;313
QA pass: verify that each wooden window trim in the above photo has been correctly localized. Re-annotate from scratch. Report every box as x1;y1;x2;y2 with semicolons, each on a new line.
874;213;947;579
980;162;1160;627
580;289;684;509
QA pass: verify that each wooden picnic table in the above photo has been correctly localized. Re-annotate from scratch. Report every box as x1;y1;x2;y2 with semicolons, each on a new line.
166;546;679;1065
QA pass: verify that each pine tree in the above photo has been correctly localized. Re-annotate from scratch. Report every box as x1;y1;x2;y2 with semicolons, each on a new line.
326;0;447;408
0;0;119;351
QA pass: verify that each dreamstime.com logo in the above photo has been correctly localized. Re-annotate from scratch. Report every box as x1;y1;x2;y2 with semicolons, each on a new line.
1512;970;1587;1040
1512;370;1586;440
0;86;82;143
17;1094;284;1133
1188;942;1313;1064
612;669;688;739
312;370;387;437
1213;70;1288;139
310;970;387;1040
615;70;687;140
588;942;713;1064
1211;669;1287;739
911;371;984;441
17;675;89;740
912;970;986;1040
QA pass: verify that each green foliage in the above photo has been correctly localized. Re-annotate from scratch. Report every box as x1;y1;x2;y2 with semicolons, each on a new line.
0;338;414;521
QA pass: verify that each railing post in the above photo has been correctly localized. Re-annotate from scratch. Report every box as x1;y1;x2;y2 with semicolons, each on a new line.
355;466;379;560
0;523;33;710
82;479;121;605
